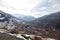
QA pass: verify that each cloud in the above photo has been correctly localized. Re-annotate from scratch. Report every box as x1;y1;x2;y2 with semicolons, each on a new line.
30;0;60;18
0;0;42;11
48;0;60;4
0;0;43;16
0;0;60;18
52;4;60;9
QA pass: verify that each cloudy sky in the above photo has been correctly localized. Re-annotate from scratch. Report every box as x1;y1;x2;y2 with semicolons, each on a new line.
0;0;60;18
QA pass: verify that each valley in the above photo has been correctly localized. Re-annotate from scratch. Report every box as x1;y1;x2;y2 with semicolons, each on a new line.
0;10;60;40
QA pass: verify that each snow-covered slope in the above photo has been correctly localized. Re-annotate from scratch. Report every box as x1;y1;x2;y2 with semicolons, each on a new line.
0;10;25;30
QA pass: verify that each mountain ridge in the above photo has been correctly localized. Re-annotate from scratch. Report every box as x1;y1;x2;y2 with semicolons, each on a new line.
32;11;60;30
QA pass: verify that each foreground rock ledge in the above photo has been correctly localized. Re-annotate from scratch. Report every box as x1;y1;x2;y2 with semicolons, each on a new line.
0;33;24;40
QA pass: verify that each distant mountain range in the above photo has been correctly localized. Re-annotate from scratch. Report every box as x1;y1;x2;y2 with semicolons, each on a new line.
20;16;36;22
32;11;60;30
13;14;36;22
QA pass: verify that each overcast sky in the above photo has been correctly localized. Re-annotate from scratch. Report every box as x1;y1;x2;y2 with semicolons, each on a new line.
0;0;60;18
